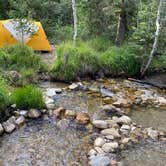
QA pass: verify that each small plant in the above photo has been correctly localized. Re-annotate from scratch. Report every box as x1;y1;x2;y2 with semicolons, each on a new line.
11;85;45;109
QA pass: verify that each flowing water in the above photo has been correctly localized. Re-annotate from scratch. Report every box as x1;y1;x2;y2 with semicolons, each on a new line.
0;80;166;166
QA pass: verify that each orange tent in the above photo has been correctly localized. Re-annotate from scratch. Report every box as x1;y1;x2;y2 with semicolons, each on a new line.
0;20;52;51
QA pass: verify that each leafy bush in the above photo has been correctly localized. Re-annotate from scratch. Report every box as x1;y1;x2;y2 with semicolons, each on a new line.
0;44;46;72
0;77;10;111
11;85;45;109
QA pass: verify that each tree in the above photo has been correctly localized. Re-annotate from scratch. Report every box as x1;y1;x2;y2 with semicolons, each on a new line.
141;0;164;76
72;0;77;45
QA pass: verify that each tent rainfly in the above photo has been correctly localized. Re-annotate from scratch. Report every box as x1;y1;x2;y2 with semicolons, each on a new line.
0;19;52;51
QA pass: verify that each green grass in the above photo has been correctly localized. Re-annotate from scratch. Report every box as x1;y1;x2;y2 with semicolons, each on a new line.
0;77;10;112
51;42;100;81
11;85;45;109
51;41;145;81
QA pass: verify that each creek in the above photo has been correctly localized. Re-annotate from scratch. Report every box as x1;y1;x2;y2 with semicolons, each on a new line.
0;79;165;166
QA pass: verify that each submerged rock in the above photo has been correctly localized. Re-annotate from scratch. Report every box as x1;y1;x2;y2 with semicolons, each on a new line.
65;110;76;119
92;120;108;129
147;128;159;140
102;142;119;153
89;154;110;166
117;116;132;125
57;119;70;130
28;109;41;119
53;107;65;118
94;137;106;147
76;112;90;125
45;88;57;97
101;128;121;138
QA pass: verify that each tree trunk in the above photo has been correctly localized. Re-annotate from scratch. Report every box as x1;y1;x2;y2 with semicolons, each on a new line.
72;0;77;46
115;0;127;47
141;0;163;77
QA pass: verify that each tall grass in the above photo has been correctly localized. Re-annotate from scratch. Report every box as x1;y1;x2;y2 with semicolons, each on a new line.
11;85;45;109
51;40;144;81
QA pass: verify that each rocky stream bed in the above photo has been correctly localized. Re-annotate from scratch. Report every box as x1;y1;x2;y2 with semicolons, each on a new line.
0;78;166;166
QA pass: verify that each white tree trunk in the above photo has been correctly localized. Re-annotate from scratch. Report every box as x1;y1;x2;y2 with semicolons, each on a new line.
72;0;77;46
141;0;163;76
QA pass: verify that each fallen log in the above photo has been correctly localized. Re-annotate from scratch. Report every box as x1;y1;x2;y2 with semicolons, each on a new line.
128;78;166;89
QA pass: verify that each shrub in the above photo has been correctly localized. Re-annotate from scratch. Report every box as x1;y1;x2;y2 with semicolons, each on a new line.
0;44;46;72
0;77;10;111
11;85;45;109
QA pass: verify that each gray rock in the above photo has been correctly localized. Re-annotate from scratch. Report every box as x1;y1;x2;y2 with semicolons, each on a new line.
89;154;110;166
102;142;119;153
0;124;4;135
45;88;57;97
120;125;131;135
117;116;132;125
15;116;26;126
3;121;16;133
69;83;79;90
28;109;41;119
19;110;28;117
94;137;105;147
92;120;108;129
101;128;121;138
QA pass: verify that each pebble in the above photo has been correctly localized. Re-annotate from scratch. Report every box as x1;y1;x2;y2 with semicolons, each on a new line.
28;109;41;119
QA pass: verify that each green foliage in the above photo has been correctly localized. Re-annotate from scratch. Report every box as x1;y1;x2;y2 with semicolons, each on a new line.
0;44;46;71
11;85;45;109
0;77;10;111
